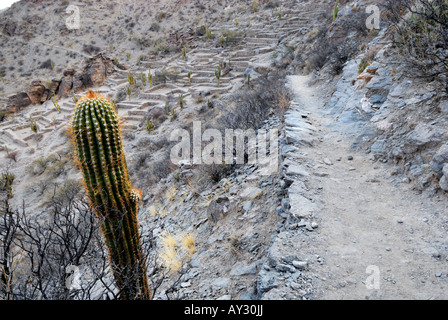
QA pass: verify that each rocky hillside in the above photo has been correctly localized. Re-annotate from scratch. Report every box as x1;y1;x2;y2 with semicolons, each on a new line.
1;0;448;300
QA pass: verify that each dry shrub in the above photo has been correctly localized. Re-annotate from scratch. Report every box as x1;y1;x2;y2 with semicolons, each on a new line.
386;0;448;85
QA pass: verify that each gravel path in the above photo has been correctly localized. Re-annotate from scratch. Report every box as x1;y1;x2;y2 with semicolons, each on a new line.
284;75;448;300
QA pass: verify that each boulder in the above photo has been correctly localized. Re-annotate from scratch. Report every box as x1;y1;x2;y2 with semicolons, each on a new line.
443;164;448;178
439;100;448;114
406;123;443;148
78;53;115;88
207;196;229;223
440;176;448;191
240;186;263;200
72;78;84;93
431;143;448;173
7;92;31;113
63;69;76;76
48;79;60;97
27;80;46;104
57;76;73;99
1;21;16;36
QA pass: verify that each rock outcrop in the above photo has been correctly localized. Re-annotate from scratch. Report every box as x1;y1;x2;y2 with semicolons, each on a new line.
6;53;116;113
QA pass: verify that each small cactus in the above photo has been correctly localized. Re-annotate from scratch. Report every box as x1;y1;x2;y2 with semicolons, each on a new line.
52;93;60;113
125;85;132;101
148;69;153;87
182;47;187;61
252;0;258;13
333;0;339;20
71;90;150;300
179;94;184;109
30;116;38;134
187;71;192;85
72;93;78;104
215;65;222;86
219;35;225;48
146;118;155;135
206;27;212;40
128;71;135;87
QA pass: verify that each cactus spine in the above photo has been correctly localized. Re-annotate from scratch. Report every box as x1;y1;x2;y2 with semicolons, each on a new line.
72;90;150;300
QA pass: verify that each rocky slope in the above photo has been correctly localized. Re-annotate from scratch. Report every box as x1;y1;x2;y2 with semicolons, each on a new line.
1;0;448;300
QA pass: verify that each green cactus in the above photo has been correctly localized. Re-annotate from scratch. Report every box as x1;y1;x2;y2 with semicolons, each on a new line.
187;71;192;85
71;90;151;300
148;69;153;87
146;117;155;135
141;73;147;86
333;0;339;20
215;65;221;86
179;94;184;109
165;100;170;115
125;85;132;101
52;93;60;113
206;26;212;40
30;116;38;134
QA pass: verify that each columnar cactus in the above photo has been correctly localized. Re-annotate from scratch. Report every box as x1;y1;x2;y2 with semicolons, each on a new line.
72;90;150;300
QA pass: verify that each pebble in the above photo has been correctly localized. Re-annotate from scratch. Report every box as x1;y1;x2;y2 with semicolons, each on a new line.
243;201;253;212
292;260;308;270
347;156;354;161
314;171;329;177
435;273;442;278
423;247;440;258
276;263;296;273
323;158;333;165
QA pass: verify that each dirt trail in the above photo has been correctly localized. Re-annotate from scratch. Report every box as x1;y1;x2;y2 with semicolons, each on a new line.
287;75;448;300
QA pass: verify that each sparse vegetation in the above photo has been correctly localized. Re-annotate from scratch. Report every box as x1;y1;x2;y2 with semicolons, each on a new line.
0;109;6;122
146;117;155;134
187;71;192;85
178;94;184;109
333;0;339;20
387;0;448;84
206;26;212;40
30;117;38;134
148;69;153;87
0;169;15;198
125;85;132;101
52;94;60;113
215;65;221;86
